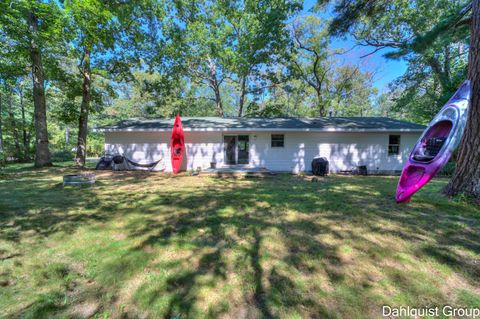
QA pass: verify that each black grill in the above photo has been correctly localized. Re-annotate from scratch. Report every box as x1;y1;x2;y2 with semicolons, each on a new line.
312;157;329;176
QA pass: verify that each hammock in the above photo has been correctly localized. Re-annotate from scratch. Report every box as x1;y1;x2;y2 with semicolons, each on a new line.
123;156;165;171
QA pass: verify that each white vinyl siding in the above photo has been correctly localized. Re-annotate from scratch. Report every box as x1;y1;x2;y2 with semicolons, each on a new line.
104;131;420;173
249;131;418;173
105;131;224;172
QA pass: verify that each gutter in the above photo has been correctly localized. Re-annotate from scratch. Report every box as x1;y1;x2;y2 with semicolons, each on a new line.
95;127;425;133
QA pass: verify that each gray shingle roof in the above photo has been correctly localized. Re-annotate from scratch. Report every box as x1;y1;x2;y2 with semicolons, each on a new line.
97;117;425;132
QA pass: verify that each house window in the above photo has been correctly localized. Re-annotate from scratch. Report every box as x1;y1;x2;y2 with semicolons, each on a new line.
271;134;284;147
388;135;401;155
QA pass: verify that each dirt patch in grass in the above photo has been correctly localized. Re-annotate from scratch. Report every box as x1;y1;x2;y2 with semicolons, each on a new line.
69;301;100;318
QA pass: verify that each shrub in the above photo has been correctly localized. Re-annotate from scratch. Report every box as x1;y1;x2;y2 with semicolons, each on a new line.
51;150;75;162
438;162;456;177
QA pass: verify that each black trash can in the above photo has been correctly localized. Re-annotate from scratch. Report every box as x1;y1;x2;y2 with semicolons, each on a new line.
312;157;329;176
357;165;368;176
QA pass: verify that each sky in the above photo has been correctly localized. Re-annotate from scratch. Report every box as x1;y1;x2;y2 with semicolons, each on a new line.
301;0;408;93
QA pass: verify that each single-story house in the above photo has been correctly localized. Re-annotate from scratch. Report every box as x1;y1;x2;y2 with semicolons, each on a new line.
97;117;425;174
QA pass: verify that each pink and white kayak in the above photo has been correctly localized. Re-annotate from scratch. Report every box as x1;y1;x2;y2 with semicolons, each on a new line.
396;81;470;203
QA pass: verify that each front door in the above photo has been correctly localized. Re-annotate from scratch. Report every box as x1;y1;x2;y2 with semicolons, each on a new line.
224;135;249;165
224;136;237;165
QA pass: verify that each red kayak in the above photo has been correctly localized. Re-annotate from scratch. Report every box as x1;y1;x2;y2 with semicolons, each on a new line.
170;115;185;174
396;81;470;203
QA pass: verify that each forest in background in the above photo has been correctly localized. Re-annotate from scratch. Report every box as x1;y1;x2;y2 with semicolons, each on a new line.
0;0;471;162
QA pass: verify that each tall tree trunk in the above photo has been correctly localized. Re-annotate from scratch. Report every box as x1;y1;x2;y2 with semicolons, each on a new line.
65;126;69;149
75;48;91;167
444;1;480;200
26;114;33;155
213;84;224;117
238;77;247;117
207;56;224;117
6;86;22;160
28;10;51;167
19;88;29;160
427;56;452;95
208;79;224;116
316;90;325;117
0;91;4;164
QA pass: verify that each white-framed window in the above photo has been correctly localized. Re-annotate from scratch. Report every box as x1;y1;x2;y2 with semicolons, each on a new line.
271;134;285;148
388;135;401;155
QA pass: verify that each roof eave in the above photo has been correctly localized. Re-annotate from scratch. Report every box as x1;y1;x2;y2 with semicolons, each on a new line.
95;127;425;133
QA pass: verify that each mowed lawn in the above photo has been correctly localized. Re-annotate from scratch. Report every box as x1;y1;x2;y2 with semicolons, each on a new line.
1;164;480;319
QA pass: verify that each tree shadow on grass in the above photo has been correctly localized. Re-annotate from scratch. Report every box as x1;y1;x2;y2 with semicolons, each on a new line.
124;176;480;317
125;178;369;317
0;168;171;243
2;170;480;318
250;228;273;319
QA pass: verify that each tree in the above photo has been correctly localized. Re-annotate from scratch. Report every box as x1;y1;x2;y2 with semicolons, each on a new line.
27;6;52;167
0;1;62;166
16;79;32;160
317;0;469;117
5;83;22;160
102;71;219;120
0;27;34;162
222;0;301;116
63;0;114;166
289;15;376;117
166;0;233;116
320;0;480;199
0;90;3;164
166;0;300;117
444;0;480;199
331;66;377;116
0;80;35;162
289;16;332;116
63;0;160;166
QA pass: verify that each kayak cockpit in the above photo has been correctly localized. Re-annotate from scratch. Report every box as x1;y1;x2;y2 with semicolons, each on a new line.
413;137;447;162
411;120;452;163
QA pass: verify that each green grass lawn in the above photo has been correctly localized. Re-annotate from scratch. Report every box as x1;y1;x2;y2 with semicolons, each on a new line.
1;164;480;318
